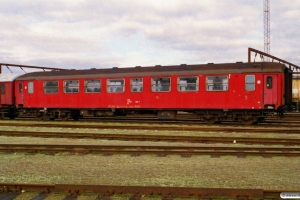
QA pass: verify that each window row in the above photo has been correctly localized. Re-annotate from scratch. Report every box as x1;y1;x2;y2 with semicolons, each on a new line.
40;77;200;94
32;75;256;94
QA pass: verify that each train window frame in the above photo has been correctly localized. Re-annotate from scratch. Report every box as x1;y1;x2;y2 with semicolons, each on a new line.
19;83;23;93
107;79;125;93
131;78;143;92
64;80;79;93
177;76;199;92
85;80;101;93
266;76;272;89
245;75;255;91
28;82;34;94
151;77;171;92
1;83;5;94
44;81;59;94
206;76;229;91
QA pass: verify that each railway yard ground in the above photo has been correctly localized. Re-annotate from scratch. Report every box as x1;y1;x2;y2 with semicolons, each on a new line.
0;117;300;199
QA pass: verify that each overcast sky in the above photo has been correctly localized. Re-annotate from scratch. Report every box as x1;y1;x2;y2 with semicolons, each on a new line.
1;0;299;73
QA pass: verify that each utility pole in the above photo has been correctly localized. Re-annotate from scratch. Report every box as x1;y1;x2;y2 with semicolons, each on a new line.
264;0;270;60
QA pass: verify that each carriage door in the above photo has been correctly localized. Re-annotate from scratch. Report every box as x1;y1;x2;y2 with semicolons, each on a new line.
0;83;2;105
263;75;277;105
19;83;24;104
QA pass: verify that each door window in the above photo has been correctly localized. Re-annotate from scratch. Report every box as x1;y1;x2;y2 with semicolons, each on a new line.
19;83;23;92
28;82;34;94
1;83;5;94
266;76;272;89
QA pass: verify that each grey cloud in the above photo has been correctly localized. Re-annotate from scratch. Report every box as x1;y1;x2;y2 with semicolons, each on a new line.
0;0;299;69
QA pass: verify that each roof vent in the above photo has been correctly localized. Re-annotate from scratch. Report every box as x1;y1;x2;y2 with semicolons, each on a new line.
180;64;187;66
155;65;161;67
207;63;214;64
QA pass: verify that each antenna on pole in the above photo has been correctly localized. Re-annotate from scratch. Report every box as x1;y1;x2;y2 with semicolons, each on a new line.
264;0;270;61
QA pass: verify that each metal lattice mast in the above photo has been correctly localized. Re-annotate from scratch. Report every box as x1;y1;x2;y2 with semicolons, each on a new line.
264;0;270;60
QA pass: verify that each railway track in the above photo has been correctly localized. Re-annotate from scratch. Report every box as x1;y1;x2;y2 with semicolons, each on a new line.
0;122;300;134
1;130;300;145
7;116;300;125
0;183;295;200
1;144;300;157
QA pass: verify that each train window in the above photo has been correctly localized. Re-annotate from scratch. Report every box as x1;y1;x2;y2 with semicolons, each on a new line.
44;81;58;94
64;80;79;93
131;78;143;92
266;76;272;89
206;76;228;91
178;77;198;92
1;83;5;94
151;77;171;92
28;82;34;94
245;75;255;91
19;83;23;92
85;80;101;93
107;79;124;93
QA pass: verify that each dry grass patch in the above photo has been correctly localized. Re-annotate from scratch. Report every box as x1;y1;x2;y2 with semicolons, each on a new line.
1;122;299;191
0;153;299;190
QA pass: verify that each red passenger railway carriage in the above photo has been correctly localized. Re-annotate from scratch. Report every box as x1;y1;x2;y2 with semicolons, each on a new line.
0;74;22;118
1;62;293;124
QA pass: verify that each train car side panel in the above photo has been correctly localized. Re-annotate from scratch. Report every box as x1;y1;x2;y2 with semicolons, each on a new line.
0;82;14;105
19;73;284;110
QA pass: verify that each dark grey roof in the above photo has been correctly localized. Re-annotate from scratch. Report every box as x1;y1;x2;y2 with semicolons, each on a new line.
16;62;287;81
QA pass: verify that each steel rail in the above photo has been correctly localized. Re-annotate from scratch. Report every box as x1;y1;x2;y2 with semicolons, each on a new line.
1;130;300;145
0;183;297;199
7;115;300;125
1;144;300;156
0;122;299;134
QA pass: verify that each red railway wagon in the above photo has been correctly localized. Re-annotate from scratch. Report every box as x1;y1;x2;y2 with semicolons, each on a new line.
14;62;292;124
0;74;22;119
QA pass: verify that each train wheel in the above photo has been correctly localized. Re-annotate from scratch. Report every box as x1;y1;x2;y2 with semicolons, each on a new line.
36;113;45;121
241;115;256;125
204;119;216;124
241;119;256;125
61;115;69;121
0;113;4;120
203;116;217;124
203;114;217;124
